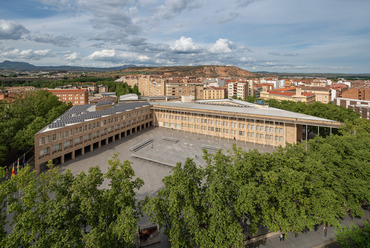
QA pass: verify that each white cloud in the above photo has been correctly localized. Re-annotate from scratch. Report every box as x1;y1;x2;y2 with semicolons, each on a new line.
171;36;200;53
0;20;29;40
209;39;234;53
1;49;52;60
64;52;79;60
87;49;151;63
88;49;117;60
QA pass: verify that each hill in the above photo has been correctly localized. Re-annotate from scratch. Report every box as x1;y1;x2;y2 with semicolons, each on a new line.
0;61;136;72
119;65;258;78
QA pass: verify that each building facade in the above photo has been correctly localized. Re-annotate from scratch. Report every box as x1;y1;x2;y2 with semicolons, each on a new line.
260;87;316;104
334;98;370;119
35;99;341;173
151;100;341;146
342;87;370;101
48;89;89;105
35;102;153;172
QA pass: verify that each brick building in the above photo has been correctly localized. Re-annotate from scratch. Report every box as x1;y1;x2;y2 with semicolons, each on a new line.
48;89;89;105
341;87;370;101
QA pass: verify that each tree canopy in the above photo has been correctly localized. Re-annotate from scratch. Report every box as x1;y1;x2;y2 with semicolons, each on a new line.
0;90;71;164
145;122;370;247
0;154;143;247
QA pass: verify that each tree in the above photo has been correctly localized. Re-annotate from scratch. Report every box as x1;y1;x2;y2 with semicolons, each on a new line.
335;221;370;248
145;129;369;246
0;154;143;247
0;90;70;162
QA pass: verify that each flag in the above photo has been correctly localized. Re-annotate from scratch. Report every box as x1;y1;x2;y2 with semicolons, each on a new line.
11;163;15;177
22;153;25;168
17;158;20;173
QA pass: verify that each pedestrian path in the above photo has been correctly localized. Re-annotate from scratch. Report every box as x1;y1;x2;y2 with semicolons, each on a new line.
246;209;369;248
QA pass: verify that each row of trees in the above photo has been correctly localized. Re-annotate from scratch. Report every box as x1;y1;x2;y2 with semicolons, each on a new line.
244;96;360;123
0;90;71;164
1;120;368;247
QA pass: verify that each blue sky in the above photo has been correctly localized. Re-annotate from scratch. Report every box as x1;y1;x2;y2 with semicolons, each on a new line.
0;0;369;73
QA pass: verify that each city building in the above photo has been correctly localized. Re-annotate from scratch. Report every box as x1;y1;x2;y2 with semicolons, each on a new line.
34;101;153;172
334;98;370;119
48;88;89;106
341;87;370;101
202;87;226;100
228;81;249;99
152;99;340;146
260;87;316;104
299;86;331;104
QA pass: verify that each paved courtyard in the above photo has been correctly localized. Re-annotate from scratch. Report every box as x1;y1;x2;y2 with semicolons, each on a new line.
59;126;276;198
58;127;276;247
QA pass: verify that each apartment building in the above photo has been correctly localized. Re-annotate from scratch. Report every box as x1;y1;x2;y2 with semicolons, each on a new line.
48;89;89;105
202;87;225;100
342;87;370;101
34;101;153;172
334;98;370;119
260;87;315;104
299;86;331;104
228;81;249;99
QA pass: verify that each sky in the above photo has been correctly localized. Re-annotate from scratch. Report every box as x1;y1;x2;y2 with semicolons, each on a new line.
0;0;369;73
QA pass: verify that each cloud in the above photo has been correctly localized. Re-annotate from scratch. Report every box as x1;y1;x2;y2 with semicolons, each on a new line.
38;0;77;11
88;49;117;61
87;49;152;63
1;49;52;60
27;33;78;47
209;39;235;53
171;36;200;53
237;0;258;7
268;51;299;56
64;52;79;61
0;20;29;40
154;0;200;20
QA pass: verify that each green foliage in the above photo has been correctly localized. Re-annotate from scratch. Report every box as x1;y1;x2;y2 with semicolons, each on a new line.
262;99;359;123
146;130;369;247
0;90;70;160
0;154;142;247
335;221;370;248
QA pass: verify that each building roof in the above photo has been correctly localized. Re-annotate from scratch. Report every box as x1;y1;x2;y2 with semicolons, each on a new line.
39;101;150;133
267;91;294;96
48;89;87;93
151;100;341;127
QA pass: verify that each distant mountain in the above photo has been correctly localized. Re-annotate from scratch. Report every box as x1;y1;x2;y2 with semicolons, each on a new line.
120;65;259;78
0;61;136;72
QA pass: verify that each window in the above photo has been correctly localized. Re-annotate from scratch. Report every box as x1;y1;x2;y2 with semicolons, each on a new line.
39;137;44;146
239;131;245;136
45;136;49;144
52;143;62;152
279;128;283;134
64;140;72;148
52;134;56;141
40;147;50;156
